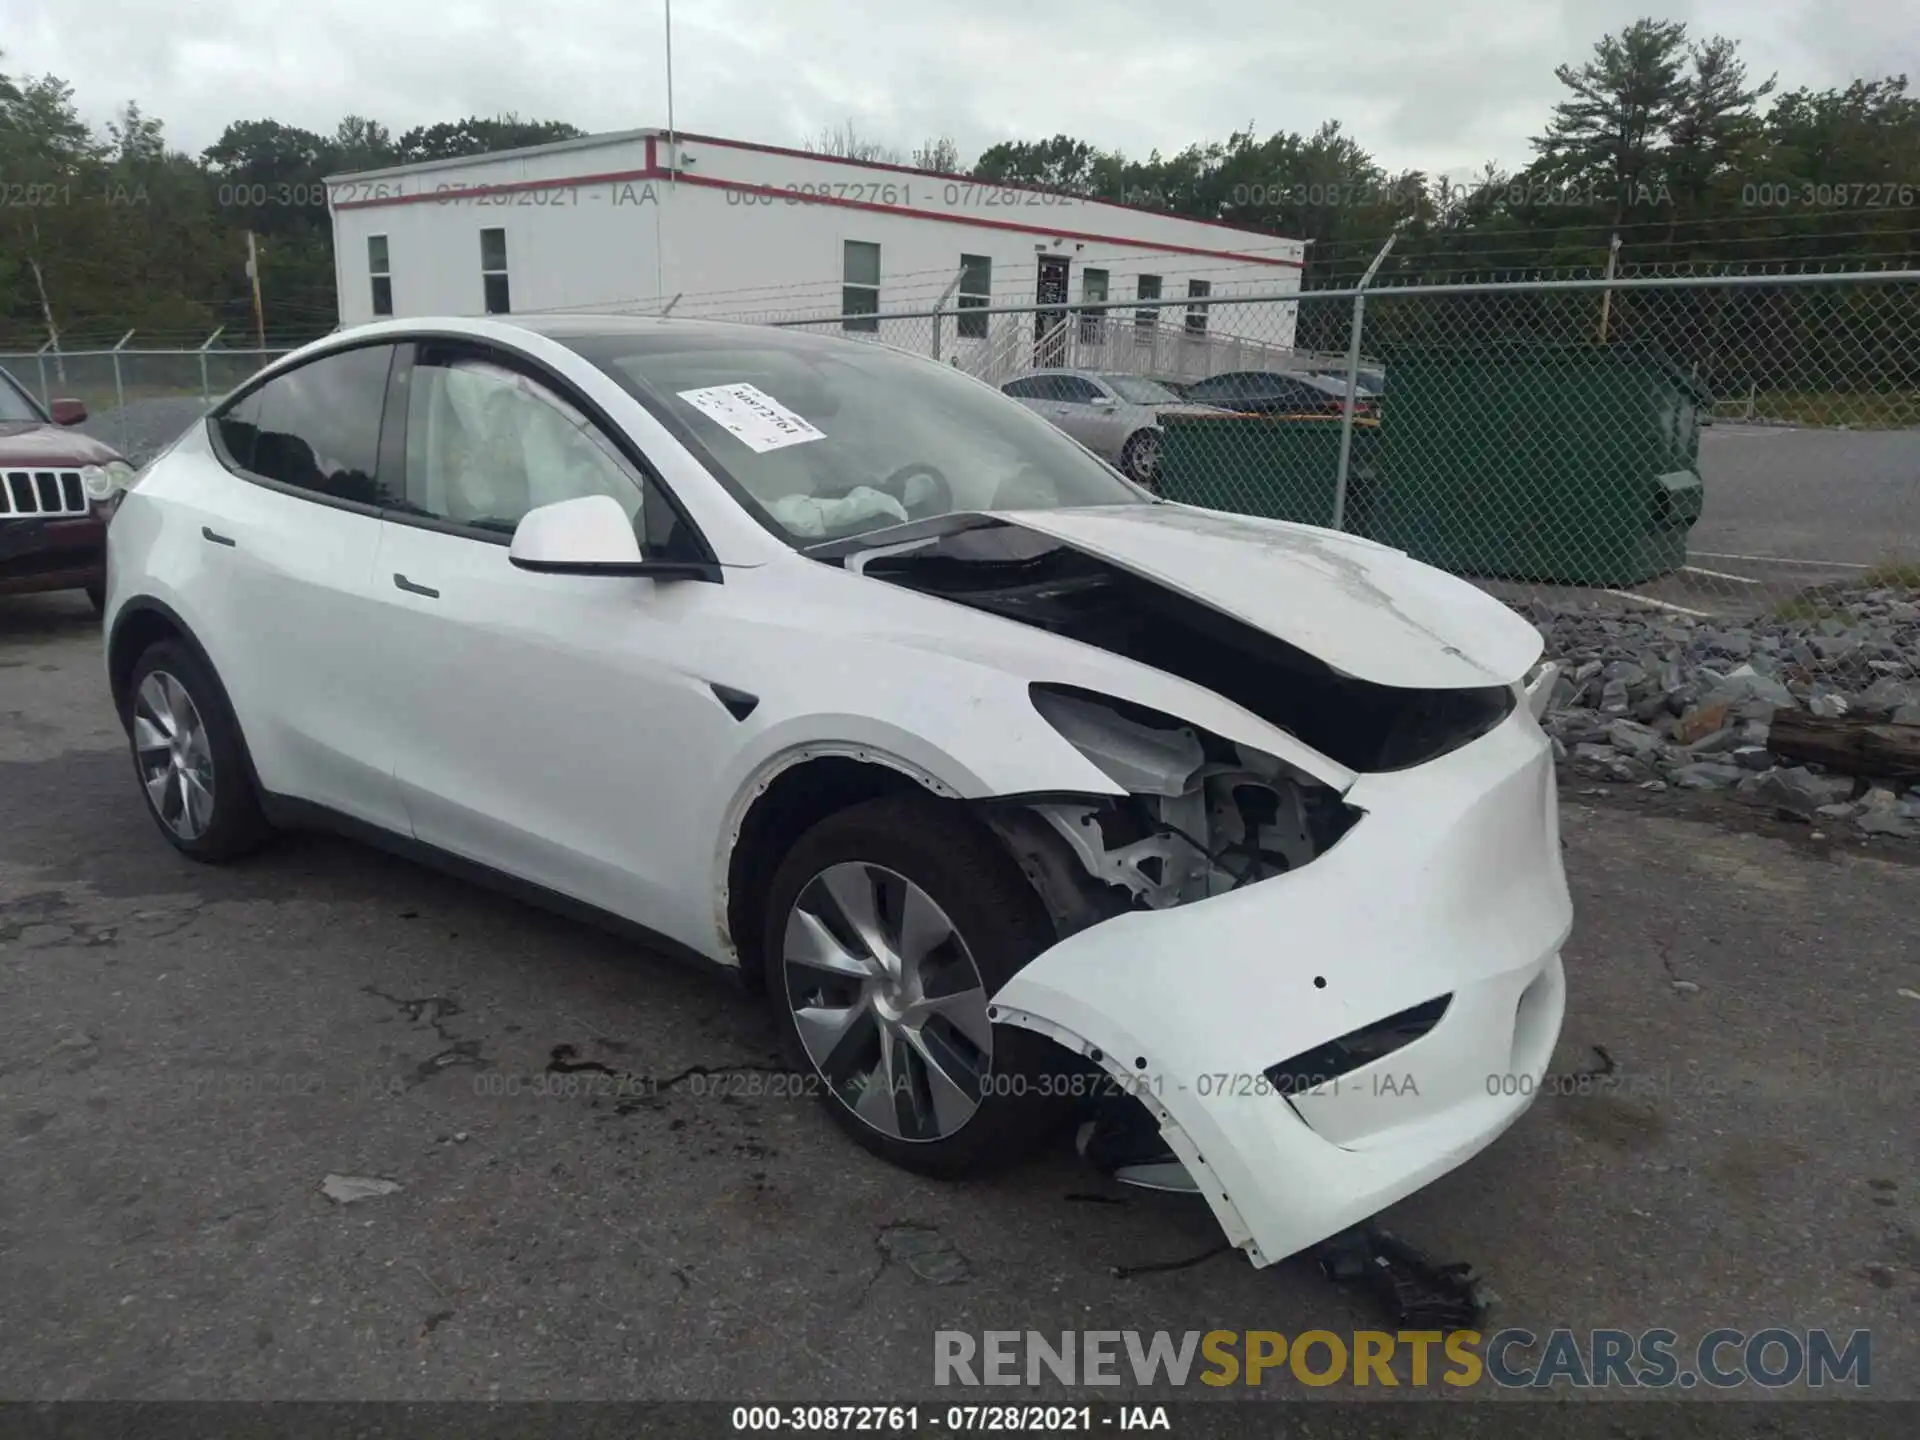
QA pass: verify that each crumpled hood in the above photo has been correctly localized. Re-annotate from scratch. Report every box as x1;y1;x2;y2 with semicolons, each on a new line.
988;504;1544;688
0;422;125;466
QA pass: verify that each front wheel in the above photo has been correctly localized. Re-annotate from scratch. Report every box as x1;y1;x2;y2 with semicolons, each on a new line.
1121;429;1161;489
762;794;1076;1178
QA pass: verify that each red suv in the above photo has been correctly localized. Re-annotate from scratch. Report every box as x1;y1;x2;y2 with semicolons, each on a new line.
1;367;136;611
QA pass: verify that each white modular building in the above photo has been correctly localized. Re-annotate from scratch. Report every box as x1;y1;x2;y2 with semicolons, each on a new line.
326;129;1307;381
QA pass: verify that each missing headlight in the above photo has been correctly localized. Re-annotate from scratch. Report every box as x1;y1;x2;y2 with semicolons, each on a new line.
1004;687;1360;915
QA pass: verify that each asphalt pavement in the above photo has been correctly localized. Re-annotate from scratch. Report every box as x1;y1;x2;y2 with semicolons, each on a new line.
1;589;1916;1405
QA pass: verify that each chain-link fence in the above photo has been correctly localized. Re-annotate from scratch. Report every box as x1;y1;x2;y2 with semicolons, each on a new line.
9;269;1916;617
0;343;296;465
746;267;1920;616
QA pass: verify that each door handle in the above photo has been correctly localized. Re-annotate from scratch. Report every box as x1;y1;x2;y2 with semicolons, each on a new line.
201;526;236;547
393;573;440;599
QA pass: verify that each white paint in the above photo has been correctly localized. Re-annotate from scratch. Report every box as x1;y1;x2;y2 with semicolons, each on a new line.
325;129;1305;365
996;706;1570;1266
1689;550;1873;570
1680;564;1765;584
110;312;1571;1273
1002;504;1546;687
677;383;827;453
1600;589;1716;617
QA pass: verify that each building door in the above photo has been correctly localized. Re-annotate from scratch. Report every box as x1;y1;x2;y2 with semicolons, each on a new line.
1034;256;1071;367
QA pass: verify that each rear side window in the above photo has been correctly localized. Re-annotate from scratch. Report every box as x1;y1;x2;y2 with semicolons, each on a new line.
219;345;395;505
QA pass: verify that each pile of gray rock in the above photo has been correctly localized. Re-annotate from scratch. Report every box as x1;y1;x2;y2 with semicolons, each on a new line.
1520;585;1920;840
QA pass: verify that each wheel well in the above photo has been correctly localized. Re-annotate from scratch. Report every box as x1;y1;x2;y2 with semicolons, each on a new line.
724;757;929;992
107;605;185;715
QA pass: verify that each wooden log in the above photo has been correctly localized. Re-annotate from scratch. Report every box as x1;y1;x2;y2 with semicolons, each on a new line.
1767;713;1920;780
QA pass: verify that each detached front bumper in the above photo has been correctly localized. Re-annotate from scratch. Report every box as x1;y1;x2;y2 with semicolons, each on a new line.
992;704;1571;1267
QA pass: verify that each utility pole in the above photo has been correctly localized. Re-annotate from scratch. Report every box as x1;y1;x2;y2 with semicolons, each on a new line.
28;255;64;382
245;230;266;350
1597;232;1622;343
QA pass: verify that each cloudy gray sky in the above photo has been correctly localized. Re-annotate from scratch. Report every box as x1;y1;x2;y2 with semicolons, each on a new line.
6;0;1918;182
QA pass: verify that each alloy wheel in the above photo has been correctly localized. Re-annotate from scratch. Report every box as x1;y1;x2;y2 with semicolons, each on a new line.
781;861;994;1142
132;670;216;840
1129;432;1160;482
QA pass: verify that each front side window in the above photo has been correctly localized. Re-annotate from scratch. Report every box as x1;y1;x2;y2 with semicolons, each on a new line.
401;350;644;536
842;240;880;333
479;228;510;314
0;370;44;423
218;344;395;504
368;235;393;317
562;328;1149;546
957;254;990;340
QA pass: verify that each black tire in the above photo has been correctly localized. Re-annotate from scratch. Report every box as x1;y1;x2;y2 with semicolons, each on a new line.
123;639;270;862
83;582;105;614
762;793;1076;1179
1120;429;1161;489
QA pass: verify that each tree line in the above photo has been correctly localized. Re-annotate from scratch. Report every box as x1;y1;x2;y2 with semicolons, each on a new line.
2;17;1915;353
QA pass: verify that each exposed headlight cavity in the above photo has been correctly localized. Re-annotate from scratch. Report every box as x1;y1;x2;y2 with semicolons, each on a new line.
1020;686;1359;912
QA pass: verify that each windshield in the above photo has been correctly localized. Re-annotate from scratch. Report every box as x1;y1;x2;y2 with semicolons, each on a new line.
0;372;45;423
1102;375;1185;405
562;329;1149;545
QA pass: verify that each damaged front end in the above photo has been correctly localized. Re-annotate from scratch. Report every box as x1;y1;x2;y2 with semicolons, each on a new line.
849;515;1570;1268
983;687;1359;935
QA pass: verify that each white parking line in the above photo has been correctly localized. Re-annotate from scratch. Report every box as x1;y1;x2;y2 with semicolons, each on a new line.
1689;550;1871;569
1681;565;1765;584
1601;590;1716;617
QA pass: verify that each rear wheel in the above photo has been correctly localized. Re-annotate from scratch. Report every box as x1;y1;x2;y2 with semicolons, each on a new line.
1120;429;1161;488
762;793;1074;1178
124;640;269;862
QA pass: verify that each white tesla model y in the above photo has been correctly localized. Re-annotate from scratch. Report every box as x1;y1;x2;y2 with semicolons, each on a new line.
103;315;1570;1268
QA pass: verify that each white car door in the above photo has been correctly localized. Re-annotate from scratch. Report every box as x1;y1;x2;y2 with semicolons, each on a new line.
193;343;411;833
367;342;744;949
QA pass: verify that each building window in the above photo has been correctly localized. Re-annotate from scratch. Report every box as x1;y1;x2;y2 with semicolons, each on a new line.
480;228;510;314
1135;274;1162;336
368;235;393;317
957;254;991;339
1185;278;1211;335
843;240;880;332
1079;268;1109;342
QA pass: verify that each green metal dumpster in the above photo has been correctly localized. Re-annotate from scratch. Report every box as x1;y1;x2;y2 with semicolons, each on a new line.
1368;342;1707;586
1156;413;1382;530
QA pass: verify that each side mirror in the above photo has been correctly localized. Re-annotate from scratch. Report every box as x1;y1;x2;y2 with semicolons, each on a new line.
50;398;88;426
508;494;717;581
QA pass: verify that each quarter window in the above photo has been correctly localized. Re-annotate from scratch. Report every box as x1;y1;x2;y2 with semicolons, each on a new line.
957;254;991;340
842;240;880;333
368;235;393;317
480;228;510;314
218;344;395;504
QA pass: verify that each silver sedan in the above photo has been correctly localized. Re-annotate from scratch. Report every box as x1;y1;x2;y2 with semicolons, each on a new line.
999;370;1229;485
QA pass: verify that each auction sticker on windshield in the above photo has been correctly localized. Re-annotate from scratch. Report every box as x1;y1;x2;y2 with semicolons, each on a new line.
677;383;826;452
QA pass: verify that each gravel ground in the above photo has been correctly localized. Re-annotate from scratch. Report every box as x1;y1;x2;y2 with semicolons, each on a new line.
1529;583;1920;839
1;590;1916;1410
